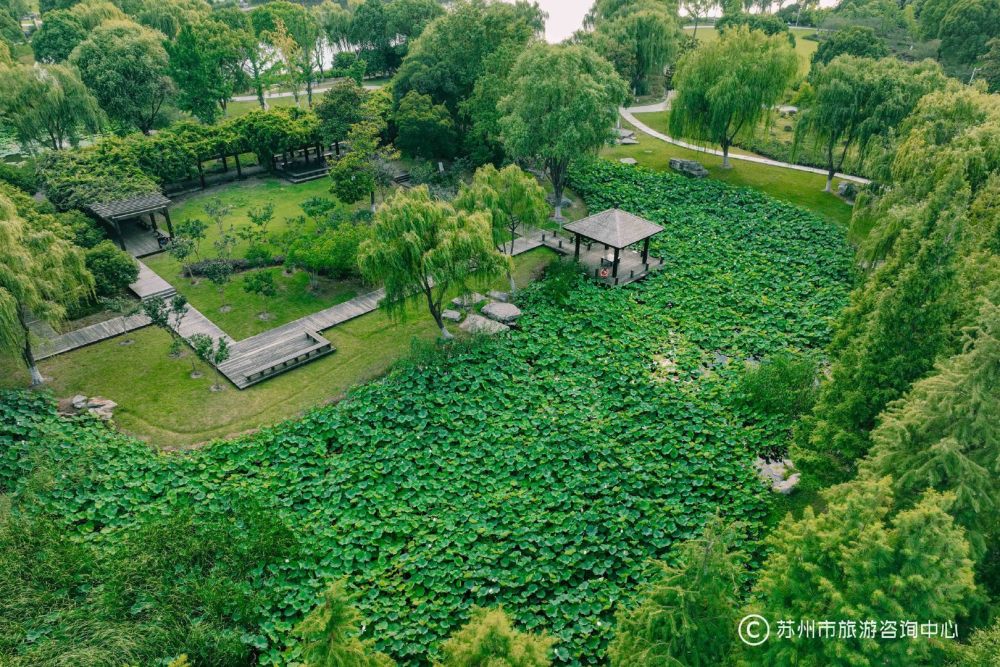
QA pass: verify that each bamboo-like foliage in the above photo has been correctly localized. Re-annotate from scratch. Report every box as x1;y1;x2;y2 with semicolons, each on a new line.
0;62;103;151
294;580;395;667
0;192;93;384
357;186;510;338
669;26;797;167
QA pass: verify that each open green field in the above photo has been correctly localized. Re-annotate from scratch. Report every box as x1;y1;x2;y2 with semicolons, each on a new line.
1;249;556;447
603;118;853;228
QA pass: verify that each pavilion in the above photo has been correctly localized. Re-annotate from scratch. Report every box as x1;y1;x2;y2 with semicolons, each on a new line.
88;193;174;258
555;208;666;285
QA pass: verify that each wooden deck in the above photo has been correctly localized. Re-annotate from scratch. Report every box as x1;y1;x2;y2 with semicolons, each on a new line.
130;261;177;301
121;220;166;258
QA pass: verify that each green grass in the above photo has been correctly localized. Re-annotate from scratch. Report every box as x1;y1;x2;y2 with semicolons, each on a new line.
224;96;301;119
604;118;853;228
1;249;557;448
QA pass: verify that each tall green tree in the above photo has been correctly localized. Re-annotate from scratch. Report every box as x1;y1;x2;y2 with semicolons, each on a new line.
357;186;510;338
980;37;1000;93
453;164;547;292
938;0;1000;65
294;580;395;667
252;0;321;105
0;62;103;150
394;90;456;160
314;79;366;156
795;56;946;191
810;25;888;66
29;8;86;62
437;607;554;667
745;478;976;667
608;518;746;667
69;19;174;134
213;6;269;110
0;192;93;385
166;18;246;123
669;26;797;168
499;43;629;219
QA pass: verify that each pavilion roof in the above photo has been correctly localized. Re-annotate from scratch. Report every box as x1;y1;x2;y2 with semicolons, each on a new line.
563;208;663;249
88;193;172;222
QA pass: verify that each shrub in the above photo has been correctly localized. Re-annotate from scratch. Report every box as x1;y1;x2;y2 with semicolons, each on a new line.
438;607;554;667
84;240;139;297
734;352;818;419
287;223;371;280
242;270;277;298
59;209;105;248
0;162;37;194
188;255;284;277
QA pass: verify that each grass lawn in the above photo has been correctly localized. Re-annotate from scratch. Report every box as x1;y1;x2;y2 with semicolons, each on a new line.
224;96;300;119
0;249;557;448
604;118;853;228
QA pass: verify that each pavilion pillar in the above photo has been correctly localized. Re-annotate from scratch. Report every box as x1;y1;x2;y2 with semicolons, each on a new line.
641;238;650;264
149;213;158;232
235;153;243;178
221;155;228;172
303;146;310;165
574;233;581;260
113;219;126;251
612;247;620;278
162;208;174;238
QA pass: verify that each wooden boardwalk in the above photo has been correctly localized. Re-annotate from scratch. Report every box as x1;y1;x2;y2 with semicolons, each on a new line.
524;229;667;286
35;313;152;360
130;261;177;301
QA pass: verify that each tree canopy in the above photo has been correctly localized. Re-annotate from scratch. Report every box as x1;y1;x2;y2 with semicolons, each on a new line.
669;26;797;167
811;25;889;66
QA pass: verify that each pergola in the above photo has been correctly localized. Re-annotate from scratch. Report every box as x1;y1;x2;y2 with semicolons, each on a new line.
563;208;663;279
88;193;174;254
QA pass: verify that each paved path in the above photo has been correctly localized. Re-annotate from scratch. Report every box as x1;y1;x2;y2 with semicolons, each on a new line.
231;81;381;103
35;314;151;360
619;105;870;185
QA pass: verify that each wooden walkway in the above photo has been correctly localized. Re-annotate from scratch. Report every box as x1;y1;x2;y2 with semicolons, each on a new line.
36;313;152;360
131;261;177;301
521;229;667;286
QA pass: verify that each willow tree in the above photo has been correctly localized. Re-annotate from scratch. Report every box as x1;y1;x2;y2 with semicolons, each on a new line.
669;26;797;168
499;43;628;220
0;62;103;150
454;164;547;292
357;186;510;339
795;56;946;191
0;193;92;385
587;0;681;96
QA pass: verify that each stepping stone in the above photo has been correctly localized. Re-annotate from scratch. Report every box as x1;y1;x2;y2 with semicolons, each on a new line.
460;313;509;335
488;290;509;302
619;157;638;165
452;292;487;308
482;301;522;325
442;309;463;322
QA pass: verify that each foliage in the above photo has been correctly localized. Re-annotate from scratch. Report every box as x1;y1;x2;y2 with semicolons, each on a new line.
29;8;86;62
0;162;852;664
0;162;37;194
357;185;510;337
499;43;629;218
314;80;366;155
669;27;797;167
715;12;794;42
287;222;370;281
608;517;746;667
243;268;278;298
84;240;139;298
0;62;103;151
795;55;947;190
189;332;230;390
394;90;457;160
69;19;174;134
954;619;1000;667
811;25;888;66
295;580;396;667
980;37;1000;93
745;478;976;666
165;17;247;123
939;0;1000;65
0;189;92;385
437;607;554;667
734;352;818;421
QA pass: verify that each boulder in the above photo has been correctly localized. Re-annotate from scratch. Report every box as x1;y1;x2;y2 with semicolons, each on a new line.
85;397;117;421
546;194;574;209
837;181;859;201
459;313;510;335
441;309;463;322
669;158;708;178
451;292;487;308
753;457;800;494
71;394;88;409
482;301;522;325
488;290;509;302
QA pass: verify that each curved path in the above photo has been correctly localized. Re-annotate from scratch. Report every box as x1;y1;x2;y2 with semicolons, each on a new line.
231;81;381;103
620;104;870;185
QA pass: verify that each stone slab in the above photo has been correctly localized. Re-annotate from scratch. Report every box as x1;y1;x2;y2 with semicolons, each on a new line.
482;301;522;325
459;313;510;335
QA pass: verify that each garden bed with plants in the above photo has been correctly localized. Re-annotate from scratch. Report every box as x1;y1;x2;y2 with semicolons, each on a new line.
1;161;853;665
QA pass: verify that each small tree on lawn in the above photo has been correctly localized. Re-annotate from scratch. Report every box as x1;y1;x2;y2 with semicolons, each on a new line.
98;295;142;345
438;607;554;667
357;186;511;339
189;333;231;390
238;203;274;247
203;198;233;236
454;164;548;293
142;294;189;358
175;218;209;261
329;120;399;212
669;26;797;168
203;261;235;311
243;270;277;319
499;43;629;220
